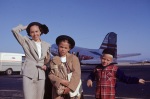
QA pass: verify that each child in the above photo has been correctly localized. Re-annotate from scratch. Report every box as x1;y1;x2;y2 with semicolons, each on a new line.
49;35;82;99
87;48;145;99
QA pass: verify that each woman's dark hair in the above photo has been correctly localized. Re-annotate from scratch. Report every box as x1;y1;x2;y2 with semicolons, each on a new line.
26;22;49;36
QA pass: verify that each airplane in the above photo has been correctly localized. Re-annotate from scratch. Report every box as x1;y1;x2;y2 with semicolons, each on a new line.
50;32;141;65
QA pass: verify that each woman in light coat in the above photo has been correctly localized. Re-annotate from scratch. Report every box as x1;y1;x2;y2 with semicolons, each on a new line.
12;22;50;99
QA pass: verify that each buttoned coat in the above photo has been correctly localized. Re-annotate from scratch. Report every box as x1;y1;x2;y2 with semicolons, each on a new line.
49;53;81;95
12;25;50;79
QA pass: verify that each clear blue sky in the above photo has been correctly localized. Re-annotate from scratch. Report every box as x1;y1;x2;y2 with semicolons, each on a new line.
0;0;150;60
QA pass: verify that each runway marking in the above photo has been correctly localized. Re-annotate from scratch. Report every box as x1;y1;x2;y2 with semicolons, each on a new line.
116;97;143;99
17;78;23;80
83;94;143;99
83;94;94;97
0;90;20;91
0;90;21;92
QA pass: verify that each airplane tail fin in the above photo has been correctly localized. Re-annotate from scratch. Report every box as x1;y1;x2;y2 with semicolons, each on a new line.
99;32;117;58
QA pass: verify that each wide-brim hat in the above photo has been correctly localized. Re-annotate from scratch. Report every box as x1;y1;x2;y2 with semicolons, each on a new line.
56;35;75;49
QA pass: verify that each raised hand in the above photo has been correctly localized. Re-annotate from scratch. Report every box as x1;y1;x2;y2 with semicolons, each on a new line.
22;26;27;30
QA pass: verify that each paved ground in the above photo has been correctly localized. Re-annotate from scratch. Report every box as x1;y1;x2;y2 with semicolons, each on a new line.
0;65;150;99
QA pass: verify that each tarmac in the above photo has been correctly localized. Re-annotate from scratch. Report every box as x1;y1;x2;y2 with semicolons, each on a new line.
0;64;150;99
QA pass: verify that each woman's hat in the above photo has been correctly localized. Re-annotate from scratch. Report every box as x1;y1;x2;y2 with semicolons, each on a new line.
56;35;75;49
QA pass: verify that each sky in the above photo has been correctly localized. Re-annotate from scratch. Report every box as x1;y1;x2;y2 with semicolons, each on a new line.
0;0;150;60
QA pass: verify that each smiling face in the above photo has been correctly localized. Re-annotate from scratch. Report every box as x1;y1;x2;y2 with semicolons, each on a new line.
101;54;113;66
29;25;41;42
58;40;71;57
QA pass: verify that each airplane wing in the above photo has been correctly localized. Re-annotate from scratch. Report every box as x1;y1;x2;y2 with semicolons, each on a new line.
80;58;101;65
117;53;141;58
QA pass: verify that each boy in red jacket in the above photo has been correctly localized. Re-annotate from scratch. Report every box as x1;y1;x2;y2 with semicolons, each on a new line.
87;48;145;99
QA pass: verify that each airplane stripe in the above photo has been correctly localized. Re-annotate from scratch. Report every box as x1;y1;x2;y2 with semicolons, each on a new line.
101;43;117;47
100;47;117;49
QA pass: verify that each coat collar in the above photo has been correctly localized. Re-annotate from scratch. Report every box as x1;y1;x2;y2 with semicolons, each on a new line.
52;53;73;65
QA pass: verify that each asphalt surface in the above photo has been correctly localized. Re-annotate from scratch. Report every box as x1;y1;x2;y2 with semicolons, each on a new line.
0;65;150;99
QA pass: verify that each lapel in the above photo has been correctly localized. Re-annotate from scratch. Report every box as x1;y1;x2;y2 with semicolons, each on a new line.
52;53;74;73
31;39;46;60
52;53;72;65
31;39;38;55
30;39;39;60
66;53;74;72
66;53;73;63
40;40;45;59
52;56;61;65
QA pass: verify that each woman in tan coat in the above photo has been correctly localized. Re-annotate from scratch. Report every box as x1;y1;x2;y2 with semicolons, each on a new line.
12;22;50;99
49;35;81;99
